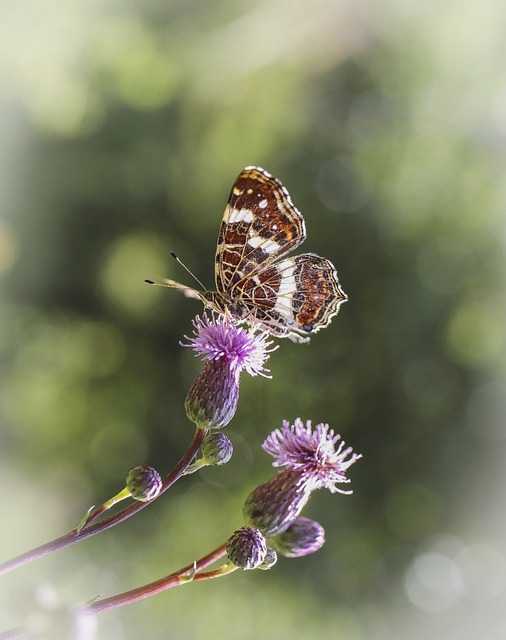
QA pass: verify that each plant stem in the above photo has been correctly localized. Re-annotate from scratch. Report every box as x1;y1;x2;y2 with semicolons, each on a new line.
0;428;207;576
76;487;132;532
83;543;232;615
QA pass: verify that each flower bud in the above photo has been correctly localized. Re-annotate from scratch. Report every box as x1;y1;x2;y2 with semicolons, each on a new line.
269;517;325;558
126;465;162;502
243;469;311;537
201;432;233;466
226;527;267;570
185;359;240;429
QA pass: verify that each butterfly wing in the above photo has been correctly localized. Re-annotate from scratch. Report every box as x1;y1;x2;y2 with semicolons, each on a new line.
232;253;347;342
148;167;346;341
215;167;306;295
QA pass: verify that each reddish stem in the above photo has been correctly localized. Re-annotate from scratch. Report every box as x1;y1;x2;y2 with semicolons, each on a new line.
0;428;207;576
83;543;230;615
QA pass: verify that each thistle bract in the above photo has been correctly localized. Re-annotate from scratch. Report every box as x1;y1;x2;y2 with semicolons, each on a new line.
185;359;240;429
269;517;325;558
243;469;311;537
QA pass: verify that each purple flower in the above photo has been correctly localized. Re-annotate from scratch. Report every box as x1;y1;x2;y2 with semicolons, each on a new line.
243;419;362;537
182;314;276;429
262;418;362;494
182;314;276;377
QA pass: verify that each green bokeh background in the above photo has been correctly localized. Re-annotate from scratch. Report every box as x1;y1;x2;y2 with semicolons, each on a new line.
1;1;505;638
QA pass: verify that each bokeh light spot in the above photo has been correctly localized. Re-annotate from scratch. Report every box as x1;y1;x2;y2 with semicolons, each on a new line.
93;21;176;111
28;81;104;138
405;551;463;612
99;233;172;320
454;544;506;602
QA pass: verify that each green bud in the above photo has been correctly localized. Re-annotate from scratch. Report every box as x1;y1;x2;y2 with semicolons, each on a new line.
126;465;162;502
201;432;233;466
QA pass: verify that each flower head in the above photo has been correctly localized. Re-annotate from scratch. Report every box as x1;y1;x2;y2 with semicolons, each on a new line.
262;418;362;493
182;314;276;429
182;314;276;377
243;419;362;538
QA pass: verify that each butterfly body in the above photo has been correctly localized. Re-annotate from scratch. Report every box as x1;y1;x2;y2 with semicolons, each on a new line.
150;167;347;343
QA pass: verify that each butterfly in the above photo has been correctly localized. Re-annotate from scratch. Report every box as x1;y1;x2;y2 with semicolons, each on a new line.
146;166;347;343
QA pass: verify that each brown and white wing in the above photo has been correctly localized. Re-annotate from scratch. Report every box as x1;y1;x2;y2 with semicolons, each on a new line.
215;167;306;295
233;253;347;342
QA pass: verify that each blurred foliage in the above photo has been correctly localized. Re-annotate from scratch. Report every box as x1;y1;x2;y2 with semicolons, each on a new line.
1;0;505;638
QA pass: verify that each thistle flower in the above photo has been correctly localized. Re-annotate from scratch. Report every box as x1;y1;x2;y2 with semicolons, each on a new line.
182;314;276;429
243;419;362;537
269;517;325;558
262;418;362;493
226;527;267;570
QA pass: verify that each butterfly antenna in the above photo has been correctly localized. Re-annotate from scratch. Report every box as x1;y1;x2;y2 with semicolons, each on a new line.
170;251;207;290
